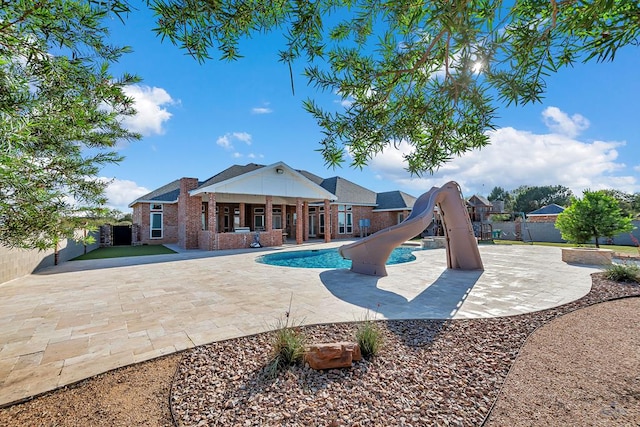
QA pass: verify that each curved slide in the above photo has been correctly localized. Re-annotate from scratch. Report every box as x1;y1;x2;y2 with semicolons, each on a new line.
339;181;483;276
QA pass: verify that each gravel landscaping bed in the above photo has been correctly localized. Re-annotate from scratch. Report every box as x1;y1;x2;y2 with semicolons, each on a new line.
170;274;640;426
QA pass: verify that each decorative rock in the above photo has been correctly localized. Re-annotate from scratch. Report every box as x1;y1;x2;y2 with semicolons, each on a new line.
561;247;613;265
421;236;447;249
305;342;362;370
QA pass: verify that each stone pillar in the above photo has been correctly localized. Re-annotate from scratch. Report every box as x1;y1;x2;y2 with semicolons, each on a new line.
296;198;303;245
324;199;331;243
266;196;273;231
178;178;200;249
208;193;218;250
303;201;309;241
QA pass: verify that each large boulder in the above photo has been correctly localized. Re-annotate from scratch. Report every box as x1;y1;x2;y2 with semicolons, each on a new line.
305;342;362;370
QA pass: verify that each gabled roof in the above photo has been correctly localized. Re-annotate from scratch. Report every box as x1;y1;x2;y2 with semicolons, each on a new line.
374;191;417;211
198;163;264;188
128;179;183;206
129;162;408;208
190;161;337;201
296;169;324;185
319;176;378;205
467;194;492;207
528;203;565;215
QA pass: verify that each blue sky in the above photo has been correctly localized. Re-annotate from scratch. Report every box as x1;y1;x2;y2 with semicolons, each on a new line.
100;7;640;212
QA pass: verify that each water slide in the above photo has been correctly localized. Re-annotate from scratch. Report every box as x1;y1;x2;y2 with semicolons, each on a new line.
339;181;483;276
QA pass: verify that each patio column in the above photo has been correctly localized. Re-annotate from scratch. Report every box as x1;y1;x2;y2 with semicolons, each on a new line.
296;198;303;245
178;178;200;249
303;201;309;241
208;193;218;250
282;203;288;242
324;199;331;243
265;196;273;231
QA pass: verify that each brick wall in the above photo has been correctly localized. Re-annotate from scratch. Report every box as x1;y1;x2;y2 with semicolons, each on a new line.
527;215;559;223
315;206;412;239
131;202;179;245
201;229;283;250
178;178;200;249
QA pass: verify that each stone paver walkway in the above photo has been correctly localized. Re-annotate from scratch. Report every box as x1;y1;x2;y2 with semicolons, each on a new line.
0;242;600;406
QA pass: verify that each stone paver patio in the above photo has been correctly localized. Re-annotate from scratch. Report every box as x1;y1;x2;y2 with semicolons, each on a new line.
0;242;601;406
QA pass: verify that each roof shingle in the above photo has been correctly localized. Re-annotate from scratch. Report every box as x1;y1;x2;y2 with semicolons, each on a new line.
374;191;417;211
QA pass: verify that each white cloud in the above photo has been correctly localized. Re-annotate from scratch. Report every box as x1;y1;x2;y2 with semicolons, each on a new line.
369;108;638;197
232;132;252;145
101;178;150;211
120;85;175;136
216;132;253;150
232;152;264;160
335;98;354;108
541;106;590;137
217;135;232;149
252;107;273;114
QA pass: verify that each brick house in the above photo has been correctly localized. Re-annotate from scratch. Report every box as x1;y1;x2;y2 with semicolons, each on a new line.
467;194;493;222
129;161;416;250
526;203;566;223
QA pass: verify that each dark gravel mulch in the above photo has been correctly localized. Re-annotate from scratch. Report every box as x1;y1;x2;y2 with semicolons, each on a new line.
170;273;640;426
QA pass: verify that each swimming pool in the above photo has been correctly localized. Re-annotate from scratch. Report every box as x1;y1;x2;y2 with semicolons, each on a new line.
256;246;422;269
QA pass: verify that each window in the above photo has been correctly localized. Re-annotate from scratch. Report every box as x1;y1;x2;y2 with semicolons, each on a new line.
398;212;405;224
233;208;240;229
150;203;163;239
254;208;265;230
150;212;163;239
273;208;282;229
202;202;208;230
338;204;353;234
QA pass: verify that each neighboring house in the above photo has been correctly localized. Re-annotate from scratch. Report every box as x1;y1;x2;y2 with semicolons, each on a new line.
467;194;494;222
129;161;416;251
374;190;418;227
526;203;566;223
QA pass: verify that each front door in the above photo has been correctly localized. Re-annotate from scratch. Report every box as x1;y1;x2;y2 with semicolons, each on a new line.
308;214;316;237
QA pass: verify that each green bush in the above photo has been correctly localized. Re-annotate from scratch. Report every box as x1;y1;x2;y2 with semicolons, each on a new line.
264;317;306;378
356;319;383;358
604;263;640;283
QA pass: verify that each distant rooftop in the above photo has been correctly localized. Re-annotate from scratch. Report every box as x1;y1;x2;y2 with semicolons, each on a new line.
528;204;566;216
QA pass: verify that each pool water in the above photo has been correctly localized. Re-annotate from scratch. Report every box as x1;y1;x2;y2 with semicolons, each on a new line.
256;246;421;269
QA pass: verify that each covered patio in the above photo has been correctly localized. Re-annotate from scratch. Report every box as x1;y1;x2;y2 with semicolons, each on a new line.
187;162;337;250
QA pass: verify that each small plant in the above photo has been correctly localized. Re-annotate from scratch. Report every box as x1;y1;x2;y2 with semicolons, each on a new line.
604;263;640;283
264;295;306;378
356;309;383;359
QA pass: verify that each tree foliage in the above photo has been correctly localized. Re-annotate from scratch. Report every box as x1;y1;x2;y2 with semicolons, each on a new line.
149;0;640;173
512;185;572;213
0;1;139;250
555;190;635;247
602;189;640;218
487;186;513;211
